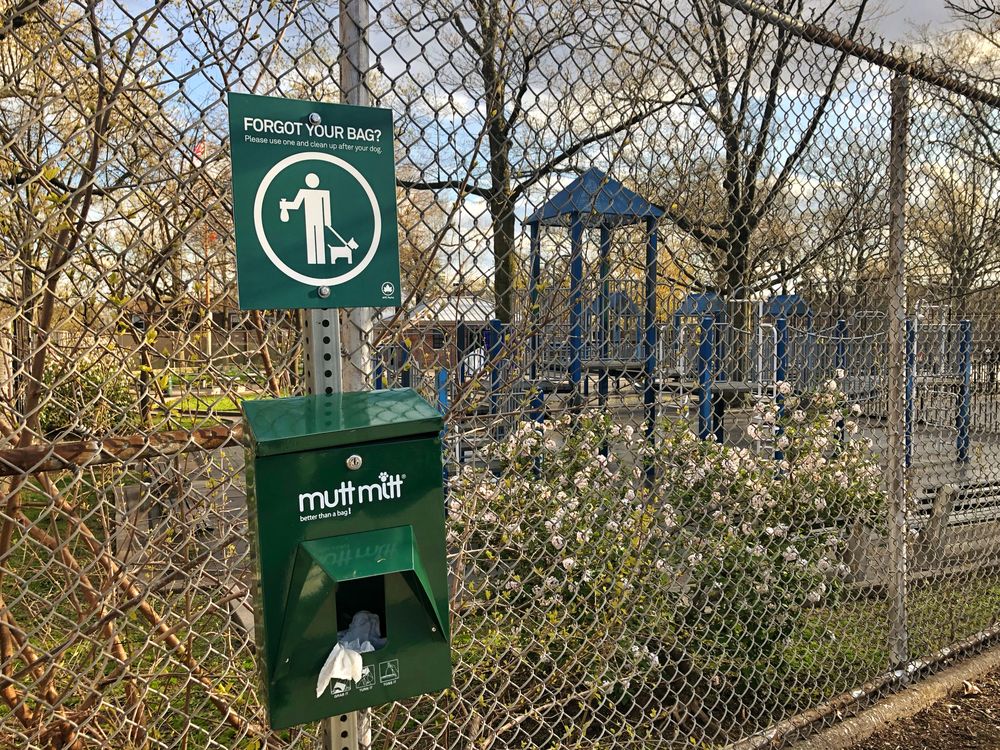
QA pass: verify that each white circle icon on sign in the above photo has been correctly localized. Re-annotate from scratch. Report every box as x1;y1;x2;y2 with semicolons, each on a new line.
253;151;382;286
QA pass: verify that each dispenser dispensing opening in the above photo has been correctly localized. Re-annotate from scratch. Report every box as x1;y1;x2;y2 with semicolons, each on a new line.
336;575;387;649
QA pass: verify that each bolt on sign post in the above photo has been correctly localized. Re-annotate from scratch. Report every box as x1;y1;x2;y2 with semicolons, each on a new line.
228;93;401;311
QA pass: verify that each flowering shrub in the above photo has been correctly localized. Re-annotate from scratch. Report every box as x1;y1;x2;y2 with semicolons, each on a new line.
668;375;883;684
446;374;884;742
447;413;671;745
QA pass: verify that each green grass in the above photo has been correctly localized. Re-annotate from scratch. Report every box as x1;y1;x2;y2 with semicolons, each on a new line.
779;575;1000;711
164;392;247;414
781;597;890;707
908;575;1000;655
152;391;261;430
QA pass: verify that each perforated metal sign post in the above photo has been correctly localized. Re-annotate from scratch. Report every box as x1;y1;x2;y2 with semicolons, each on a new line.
228;92;401;311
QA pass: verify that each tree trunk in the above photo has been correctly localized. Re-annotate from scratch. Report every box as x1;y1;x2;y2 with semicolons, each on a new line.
491;197;517;323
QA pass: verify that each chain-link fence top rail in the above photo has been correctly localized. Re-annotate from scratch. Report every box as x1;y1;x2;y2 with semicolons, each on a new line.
4;0;1000;748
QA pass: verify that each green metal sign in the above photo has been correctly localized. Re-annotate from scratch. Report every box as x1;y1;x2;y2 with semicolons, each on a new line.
228;92;401;310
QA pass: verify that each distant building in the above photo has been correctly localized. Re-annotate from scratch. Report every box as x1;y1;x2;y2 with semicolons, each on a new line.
117;289;295;367
377;291;494;371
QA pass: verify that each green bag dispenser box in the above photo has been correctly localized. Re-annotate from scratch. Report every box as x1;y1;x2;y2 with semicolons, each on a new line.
242;388;452;729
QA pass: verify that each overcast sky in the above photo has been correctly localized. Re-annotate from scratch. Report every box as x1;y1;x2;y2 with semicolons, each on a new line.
869;0;958;42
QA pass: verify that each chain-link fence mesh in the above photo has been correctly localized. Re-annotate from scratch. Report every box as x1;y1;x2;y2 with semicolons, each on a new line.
5;0;1000;747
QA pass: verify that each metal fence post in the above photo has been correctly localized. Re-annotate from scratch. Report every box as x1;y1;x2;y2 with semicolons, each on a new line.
569;213;584;406
905;318;915;468
319;1;374;748
437;368;449;413
643;216;658;456
528;221;541;381
698;315;714;441
400;341;412;389
305;310;343;397
486;319;505;422
456;321;468;382
598;224;611;408
338;0;373;393
886;73;910;671
958;319;973;463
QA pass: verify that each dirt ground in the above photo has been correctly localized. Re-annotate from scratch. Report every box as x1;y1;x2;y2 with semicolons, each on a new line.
852;667;1000;749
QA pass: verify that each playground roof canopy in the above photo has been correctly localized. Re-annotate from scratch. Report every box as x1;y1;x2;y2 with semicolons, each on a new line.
674;291;726;320
765;294;813;319
377;292;494;325
525;168;664;228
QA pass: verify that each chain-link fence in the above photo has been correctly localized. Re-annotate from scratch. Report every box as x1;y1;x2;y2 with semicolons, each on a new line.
6;0;1000;747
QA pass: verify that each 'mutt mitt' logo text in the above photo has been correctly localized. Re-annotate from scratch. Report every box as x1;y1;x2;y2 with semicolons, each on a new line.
297;472;405;521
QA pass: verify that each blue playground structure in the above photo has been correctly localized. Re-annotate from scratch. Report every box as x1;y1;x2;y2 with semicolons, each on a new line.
374;168;978;468
764;294;815;388
524;168;663;445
